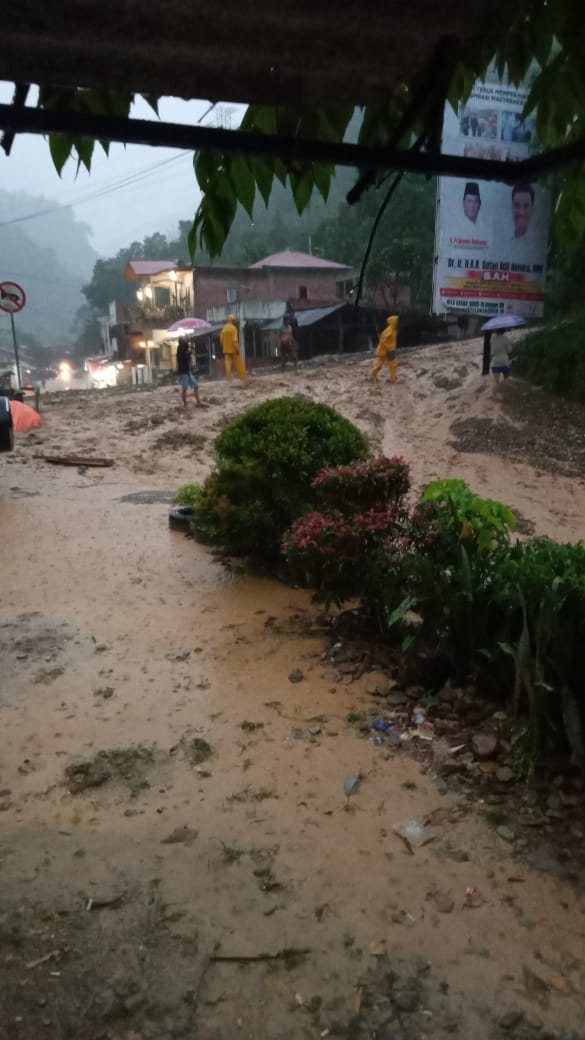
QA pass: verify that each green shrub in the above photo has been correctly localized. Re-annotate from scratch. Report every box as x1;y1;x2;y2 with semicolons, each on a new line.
421;478;516;550
515;319;585;401
191;397;369;559
174;483;200;507
488;538;585;771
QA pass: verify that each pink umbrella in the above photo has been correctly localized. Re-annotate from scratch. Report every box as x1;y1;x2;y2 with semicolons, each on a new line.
167;317;211;335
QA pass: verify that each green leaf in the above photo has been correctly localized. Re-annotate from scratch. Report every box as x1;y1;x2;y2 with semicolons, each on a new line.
254;159;274;208
49;134;73;175
387;594;418;628
74;137;95;173
290;168;314;215
142;94;160;116
194;150;220;192
230;155;256;218
313;162;333;203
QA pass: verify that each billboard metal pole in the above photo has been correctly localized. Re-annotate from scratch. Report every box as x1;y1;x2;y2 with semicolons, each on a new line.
10;311;21;387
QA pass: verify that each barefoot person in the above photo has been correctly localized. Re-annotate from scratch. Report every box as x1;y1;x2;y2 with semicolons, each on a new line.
490;331;512;385
279;318;299;371
371;316;399;383
176;337;207;408
220;315;248;382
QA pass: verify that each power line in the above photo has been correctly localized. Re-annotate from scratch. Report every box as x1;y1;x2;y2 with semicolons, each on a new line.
0;152;190;229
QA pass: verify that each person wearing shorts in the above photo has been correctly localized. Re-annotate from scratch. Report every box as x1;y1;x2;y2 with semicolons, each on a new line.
490;332;512;383
176;337;207;408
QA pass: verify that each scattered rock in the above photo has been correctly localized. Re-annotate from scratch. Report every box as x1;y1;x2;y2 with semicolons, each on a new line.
161;826;199;846
497;826;516;843
391;978;420;1013
185;738;213;765
548;973;573;995
94;686;114;700
86;890;126;910
167;650;191;662
522;965;550;1007
65;758;112;794
0;788;11;797
496;766;515;784
438;687;457;704
546;793;562;812
288;669;304;683
432;890;455;914
498;1010;525;1031
471;732;499;760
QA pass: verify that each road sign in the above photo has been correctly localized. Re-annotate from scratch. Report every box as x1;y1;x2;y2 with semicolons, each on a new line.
0;281;26;314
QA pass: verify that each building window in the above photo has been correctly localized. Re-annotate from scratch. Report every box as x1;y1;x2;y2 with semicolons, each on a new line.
226;288;238;303
299;285;308;300
154;285;171;307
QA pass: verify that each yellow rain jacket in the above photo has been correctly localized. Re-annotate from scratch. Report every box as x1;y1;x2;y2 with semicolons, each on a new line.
376;315;398;358
220;315;239;355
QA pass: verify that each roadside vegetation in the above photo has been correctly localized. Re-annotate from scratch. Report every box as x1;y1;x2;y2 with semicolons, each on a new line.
178;397;585;775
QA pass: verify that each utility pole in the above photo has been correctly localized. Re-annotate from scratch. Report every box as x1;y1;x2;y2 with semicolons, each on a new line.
10;312;22;387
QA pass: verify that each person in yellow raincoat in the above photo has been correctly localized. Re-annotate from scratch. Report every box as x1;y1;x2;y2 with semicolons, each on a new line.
370;315;399;383
220;315;248;382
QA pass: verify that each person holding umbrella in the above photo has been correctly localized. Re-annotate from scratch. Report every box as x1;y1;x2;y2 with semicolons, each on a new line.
176;336;207;408
490;331;513;384
481;314;526;381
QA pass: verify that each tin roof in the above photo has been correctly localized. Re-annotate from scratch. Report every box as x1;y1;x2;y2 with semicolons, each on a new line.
263;304;345;330
125;260;180;280
249;250;349;270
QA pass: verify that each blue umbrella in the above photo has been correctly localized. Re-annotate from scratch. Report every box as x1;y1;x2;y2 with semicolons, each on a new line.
481;315;527;331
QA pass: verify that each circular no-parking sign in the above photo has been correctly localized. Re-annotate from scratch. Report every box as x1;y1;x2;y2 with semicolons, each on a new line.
0;281;26;314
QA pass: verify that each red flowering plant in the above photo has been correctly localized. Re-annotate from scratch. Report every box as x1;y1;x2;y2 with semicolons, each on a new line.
313;456;410;515
283;457;412;607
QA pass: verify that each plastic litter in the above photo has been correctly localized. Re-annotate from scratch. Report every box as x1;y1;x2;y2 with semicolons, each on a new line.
343;773;362;798
413;713;426;726
393;818;434;851
373;718;394;734
374;736;384;746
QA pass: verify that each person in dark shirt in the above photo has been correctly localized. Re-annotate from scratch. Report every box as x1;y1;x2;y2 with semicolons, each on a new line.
176;337;207;408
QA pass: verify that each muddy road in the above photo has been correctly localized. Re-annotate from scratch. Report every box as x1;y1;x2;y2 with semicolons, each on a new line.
1;345;584;1039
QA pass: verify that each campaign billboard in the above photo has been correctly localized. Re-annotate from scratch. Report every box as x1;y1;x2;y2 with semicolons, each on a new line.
433;74;551;319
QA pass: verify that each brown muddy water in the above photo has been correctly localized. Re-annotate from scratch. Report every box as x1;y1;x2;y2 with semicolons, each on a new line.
1;355;584;1039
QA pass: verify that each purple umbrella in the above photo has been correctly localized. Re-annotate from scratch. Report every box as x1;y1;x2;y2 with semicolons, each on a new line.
481;315;527;331
167;317;212;335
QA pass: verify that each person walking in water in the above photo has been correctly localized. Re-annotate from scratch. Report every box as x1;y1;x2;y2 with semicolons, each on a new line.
176;336;207;408
490;331;512;386
220;315;248;382
370;316;399;383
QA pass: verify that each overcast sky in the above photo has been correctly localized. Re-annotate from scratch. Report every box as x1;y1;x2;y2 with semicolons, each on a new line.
0;85;244;256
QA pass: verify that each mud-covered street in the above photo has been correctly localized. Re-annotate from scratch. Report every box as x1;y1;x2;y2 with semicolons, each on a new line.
1;343;584;1040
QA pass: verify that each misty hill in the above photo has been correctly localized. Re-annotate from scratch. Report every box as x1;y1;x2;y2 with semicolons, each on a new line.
0;190;99;346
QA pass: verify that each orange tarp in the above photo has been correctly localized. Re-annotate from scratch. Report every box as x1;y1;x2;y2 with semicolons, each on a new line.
9;399;41;432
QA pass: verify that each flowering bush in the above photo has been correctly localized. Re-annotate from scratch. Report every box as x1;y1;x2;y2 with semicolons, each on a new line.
313;456;410;514
284;505;407;607
283;458;411;606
